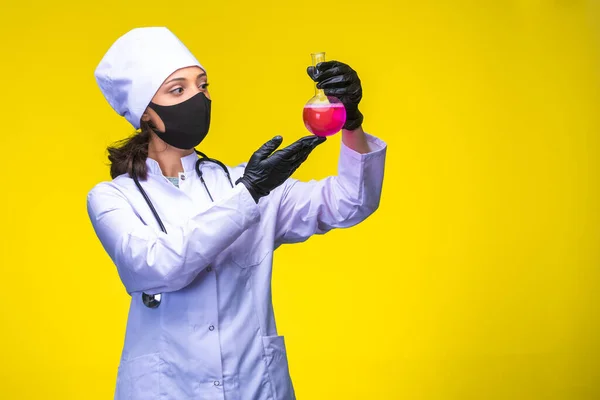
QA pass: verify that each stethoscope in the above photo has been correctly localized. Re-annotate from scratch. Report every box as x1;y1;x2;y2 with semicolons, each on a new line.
131;149;234;309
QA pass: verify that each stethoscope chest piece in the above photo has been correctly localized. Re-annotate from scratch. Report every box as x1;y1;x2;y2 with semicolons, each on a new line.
142;292;162;308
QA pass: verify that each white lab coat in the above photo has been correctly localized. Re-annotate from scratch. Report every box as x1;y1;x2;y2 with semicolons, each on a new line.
86;133;387;400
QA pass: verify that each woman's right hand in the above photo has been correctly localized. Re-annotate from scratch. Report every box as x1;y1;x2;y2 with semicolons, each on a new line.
236;135;326;202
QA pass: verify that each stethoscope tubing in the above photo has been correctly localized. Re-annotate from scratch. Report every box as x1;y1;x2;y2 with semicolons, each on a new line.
131;150;234;308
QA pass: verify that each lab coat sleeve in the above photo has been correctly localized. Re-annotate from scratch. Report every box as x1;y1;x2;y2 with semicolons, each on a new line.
87;183;260;294
274;133;386;244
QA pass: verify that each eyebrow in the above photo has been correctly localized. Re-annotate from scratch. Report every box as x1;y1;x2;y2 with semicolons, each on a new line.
164;72;207;85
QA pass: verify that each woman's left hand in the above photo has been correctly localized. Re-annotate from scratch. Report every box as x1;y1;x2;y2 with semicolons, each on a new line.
307;60;364;131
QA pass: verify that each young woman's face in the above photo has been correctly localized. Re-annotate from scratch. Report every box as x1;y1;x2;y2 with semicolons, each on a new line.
142;65;210;131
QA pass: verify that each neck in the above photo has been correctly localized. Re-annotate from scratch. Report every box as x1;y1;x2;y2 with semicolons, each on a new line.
148;133;195;177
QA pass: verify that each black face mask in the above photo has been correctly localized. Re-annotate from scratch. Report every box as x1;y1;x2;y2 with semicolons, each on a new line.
148;92;211;149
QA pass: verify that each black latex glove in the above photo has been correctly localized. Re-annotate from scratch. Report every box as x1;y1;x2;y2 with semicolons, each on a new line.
307;60;363;131
236;135;326;202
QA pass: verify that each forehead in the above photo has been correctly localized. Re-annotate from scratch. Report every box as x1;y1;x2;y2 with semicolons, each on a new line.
162;66;206;83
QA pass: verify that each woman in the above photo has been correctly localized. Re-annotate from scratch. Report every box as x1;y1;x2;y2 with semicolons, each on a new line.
88;26;387;400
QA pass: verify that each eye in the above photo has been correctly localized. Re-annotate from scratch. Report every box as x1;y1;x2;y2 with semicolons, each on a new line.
169;87;184;95
199;82;210;90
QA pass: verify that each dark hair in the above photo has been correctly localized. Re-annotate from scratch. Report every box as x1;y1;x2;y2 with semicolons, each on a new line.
107;120;152;180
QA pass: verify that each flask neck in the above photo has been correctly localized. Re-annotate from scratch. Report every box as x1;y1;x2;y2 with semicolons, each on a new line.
314;83;325;98
311;52;326;99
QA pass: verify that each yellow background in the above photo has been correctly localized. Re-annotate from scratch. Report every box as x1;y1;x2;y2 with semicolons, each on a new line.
0;0;599;399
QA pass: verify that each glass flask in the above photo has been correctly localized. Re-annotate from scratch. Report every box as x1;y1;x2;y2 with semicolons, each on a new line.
303;52;346;137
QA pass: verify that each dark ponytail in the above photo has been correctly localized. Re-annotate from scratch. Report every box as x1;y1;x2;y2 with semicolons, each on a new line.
107;121;152;180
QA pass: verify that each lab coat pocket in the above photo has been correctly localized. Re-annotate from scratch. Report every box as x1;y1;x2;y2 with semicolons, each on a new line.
230;227;268;269
123;353;160;400
262;335;295;400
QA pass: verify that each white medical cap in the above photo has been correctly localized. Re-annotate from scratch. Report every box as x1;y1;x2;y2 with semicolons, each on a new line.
94;27;204;129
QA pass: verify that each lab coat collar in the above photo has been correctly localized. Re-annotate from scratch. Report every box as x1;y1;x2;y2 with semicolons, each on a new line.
145;151;200;176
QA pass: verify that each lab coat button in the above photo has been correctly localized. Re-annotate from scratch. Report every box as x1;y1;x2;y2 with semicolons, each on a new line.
214;380;220;386
209;325;215;331
180;174;186;180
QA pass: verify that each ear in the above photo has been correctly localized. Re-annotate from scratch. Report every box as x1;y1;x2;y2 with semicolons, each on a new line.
141;109;151;122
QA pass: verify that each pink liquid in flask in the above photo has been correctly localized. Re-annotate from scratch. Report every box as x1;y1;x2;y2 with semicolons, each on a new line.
302;102;347;137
